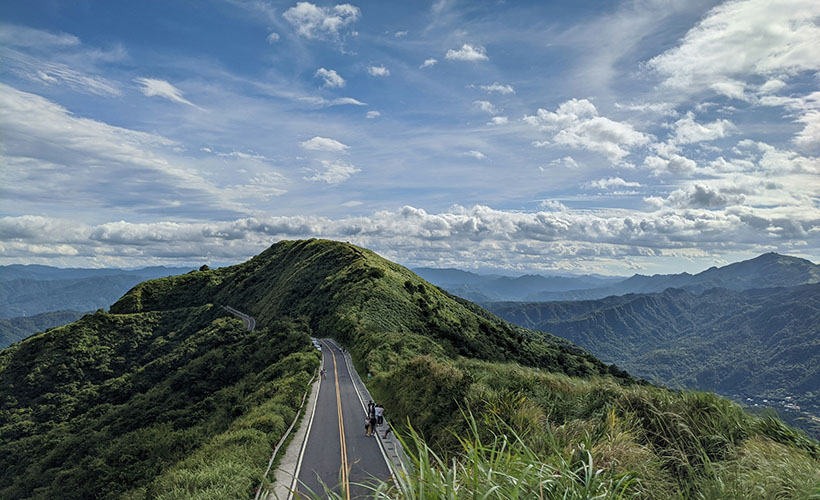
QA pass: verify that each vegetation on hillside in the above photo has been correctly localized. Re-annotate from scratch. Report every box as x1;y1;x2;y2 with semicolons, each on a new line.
0;306;318;499
2;239;818;499
487;284;820;432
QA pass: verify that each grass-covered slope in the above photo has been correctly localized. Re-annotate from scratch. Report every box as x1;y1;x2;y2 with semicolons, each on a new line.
487;284;820;419
3;239;819;499
0;304;318;499
112;239;628;380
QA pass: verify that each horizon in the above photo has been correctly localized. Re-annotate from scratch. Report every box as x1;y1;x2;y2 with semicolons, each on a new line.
2;245;816;279
1;1;819;275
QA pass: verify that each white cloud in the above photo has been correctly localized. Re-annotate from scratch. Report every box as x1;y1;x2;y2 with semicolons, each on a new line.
366;110;381;119
644;153;698;177
3;49;121;97
367;65;390;77
342;200;363;207
538;200;566;211
583;177;641;190
758;78;787;94
314;67;345;88
672;112;736;144
547;156;581;169
487;116;508;126
299;136;350;151
266;32;280;43
0;83;253;218
6;202;820;271
305;159;360;183
420;58;438;68
445;43;488;62
464;150;486;160
524;99;650;163
645;184;745;210
647;0;820;97
480;82;515;95
134;77;196;107
283;2;361;40
394;30;408;37
473;100;498;114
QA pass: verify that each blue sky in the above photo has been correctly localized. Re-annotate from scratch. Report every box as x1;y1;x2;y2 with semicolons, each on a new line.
0;0;819;274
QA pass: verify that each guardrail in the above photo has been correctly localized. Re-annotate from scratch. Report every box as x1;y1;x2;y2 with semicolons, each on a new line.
253;371;317;500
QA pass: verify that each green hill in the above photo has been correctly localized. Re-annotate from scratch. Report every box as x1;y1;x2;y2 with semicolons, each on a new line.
1;239;818;499
488;284;820;433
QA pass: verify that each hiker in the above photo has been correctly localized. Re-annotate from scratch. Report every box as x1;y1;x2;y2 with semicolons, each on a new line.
369;412;378;437
367;400;375;417
375;404;384;426
365;415;372;436
320;368;326;380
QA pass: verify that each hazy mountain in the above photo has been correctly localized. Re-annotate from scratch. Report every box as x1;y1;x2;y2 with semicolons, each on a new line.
413;267;623;301
487;283;820;427
0;310;86;348
526;253;820;301
0;265;192;318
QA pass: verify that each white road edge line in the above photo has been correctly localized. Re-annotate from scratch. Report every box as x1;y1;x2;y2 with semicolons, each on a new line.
287;351;324;500
325;339;396;481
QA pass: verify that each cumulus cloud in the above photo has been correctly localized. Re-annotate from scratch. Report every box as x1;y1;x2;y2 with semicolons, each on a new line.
304;159;360;183
473;100;498;114
394;30;408;37
420;58;438;68
299;136;350;151
672;112;736;144
644;153;698;177
645;184;745;209
545;156;581;170
4;202;819;271
487;116;508;126
480;82;515;95
366;110;381;119
134;77;197;107
367;65;390;77
266;32;280;43
314;67;345;88
647;0;820;98
583;177;641;190
464;150;487;160
524;98;650;163
445;43;488;61
283;2;361;40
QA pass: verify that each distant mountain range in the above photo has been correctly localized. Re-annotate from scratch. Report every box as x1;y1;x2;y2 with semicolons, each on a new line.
486;254;820;435
417;253;820;302
0;265;192;319
0;310;87;349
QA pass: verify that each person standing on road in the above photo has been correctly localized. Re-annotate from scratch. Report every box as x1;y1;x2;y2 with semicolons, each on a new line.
368;412;378;437
367;400;375;417
375;404;384;426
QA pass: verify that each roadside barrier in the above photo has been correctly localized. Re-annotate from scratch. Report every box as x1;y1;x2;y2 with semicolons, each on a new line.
253;371;317;500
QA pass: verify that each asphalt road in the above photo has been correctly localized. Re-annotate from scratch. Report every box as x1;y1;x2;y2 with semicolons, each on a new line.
294;340;391;499
223;305;256;331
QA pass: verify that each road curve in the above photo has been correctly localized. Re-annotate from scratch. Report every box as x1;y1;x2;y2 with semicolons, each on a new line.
222;305;255;331
291;340;391;499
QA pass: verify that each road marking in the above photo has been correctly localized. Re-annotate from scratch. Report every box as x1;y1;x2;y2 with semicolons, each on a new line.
326;339;397;481
288;355;324;500
328;342;351;500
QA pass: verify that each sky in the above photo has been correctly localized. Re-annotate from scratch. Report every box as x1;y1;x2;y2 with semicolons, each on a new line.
0;0;819;275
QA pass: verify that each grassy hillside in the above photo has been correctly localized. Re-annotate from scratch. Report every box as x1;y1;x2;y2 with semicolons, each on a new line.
2;239;818;499
0;304;318;499
488;284;820;433
112;239;626;380
0;310;86;348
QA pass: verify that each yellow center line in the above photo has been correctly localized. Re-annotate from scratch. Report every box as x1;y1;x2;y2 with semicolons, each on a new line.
325;341;350;500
